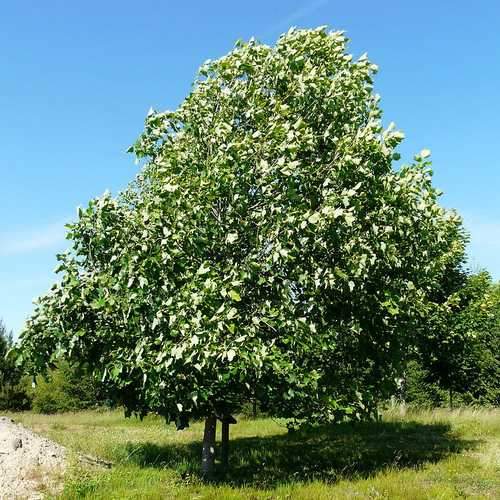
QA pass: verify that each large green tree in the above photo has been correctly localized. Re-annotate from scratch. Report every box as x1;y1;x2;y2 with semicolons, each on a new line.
16;27;465;477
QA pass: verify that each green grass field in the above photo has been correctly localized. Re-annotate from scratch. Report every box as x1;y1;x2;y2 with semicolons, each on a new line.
8;407;500;499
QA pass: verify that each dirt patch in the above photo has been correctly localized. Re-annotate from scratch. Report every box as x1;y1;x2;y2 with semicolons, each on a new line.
0;416;66;499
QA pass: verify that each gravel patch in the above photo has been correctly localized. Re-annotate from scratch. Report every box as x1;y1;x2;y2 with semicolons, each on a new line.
0;416;66;499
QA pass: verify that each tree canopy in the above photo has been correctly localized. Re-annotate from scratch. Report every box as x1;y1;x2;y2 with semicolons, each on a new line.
0;319;13;385
17;28;465;469
417;271;500;406
1;319;30;411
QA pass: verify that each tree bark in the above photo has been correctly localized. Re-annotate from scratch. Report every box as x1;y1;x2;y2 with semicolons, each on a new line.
221;419;229;469
252;398;257;418
449;388;454;410
201;415;217;480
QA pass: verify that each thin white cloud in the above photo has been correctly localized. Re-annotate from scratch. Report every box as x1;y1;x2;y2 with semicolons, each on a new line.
266;0;330;36
0;220;67;257
281;0;329;27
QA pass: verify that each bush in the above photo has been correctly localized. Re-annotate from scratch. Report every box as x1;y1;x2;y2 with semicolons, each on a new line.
0;377;32;411
31;361;105;414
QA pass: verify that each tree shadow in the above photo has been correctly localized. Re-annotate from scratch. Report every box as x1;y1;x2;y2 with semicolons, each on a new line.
119;419;478;488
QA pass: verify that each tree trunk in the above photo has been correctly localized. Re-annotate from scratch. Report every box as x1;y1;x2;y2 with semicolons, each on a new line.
449;388;453;410
221;419;230;469
252;398;257;418
201;415;217;480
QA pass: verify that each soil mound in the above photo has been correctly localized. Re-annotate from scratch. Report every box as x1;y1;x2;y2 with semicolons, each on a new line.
0;416;66;499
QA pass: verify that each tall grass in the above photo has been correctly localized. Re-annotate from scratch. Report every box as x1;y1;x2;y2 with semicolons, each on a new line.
8;407;500;499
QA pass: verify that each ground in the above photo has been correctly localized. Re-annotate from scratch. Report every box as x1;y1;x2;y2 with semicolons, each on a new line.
5;407;500;499
0;416;66;499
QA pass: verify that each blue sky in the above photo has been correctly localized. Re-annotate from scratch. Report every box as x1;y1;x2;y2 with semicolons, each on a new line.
1;1;499;336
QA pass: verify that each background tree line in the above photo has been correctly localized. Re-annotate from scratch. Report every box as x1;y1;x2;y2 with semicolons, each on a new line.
1;318;106;413
403;271;499;407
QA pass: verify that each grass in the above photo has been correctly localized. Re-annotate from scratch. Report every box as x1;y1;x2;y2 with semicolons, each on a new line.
7;407;500;499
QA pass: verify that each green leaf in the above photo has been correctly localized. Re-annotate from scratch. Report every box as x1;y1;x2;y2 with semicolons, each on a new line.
308;212;320;224
197;263;210;275
226;233;238;244
165;183;179;192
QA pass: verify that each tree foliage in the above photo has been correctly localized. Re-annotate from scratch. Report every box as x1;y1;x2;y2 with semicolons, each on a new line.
415;272;500;406
30;361;107;414
0;319;31;410
1;318;106;411
17;28;465;433
0;319;13;376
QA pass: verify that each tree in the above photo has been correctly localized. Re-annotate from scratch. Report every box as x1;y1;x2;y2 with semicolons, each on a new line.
16;27;465;477
0;318;13;383
416;272;500;407
0;319;30;410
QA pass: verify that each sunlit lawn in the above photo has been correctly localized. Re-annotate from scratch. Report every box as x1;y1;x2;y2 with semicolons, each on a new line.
8;407;500;499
